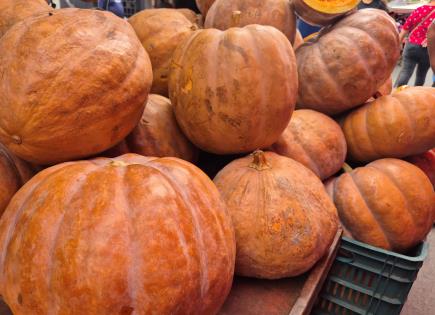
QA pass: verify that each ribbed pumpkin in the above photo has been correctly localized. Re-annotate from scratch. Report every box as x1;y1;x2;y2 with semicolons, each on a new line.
128;9;197;96
270;109;347;180
342;87;435;163
325;159;434;252
214;151;338;279
169;25;298;154
196;0;216;17
292;0;359;26
0;0;52;38
204;0;297;43
104;95;198;162
294;29;304;50
0;9;152;165
0;143;34;216
296;9;400;115
429;21;435;72
0;154;235;315
405;149;435;189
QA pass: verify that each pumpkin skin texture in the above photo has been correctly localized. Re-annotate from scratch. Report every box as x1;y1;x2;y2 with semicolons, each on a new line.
0;143;34;216
104;95;199;162
204;0;297;43
0;0;52;38
296;9;400;115
0;154;235;315
428;21;435;72
196;0;216;17
270;109;347;180
213;151;338;279
128;9;198;96
342;87;435;163
0;9;152;165
169;25;298;154
405;149;435;189
325;159;434;252
292;0;359;26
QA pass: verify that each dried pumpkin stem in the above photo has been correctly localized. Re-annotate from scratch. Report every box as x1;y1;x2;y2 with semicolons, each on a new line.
231;11;242;28
249;150;271;171
342;163;353;173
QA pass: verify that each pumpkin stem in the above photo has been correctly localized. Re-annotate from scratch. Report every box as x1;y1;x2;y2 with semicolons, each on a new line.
231;11;242;28
342;163;353;173
249;150;271;171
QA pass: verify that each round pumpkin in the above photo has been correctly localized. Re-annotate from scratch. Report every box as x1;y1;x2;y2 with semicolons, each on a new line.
294;29;304;50
0;0;52;38
129;9;197;96
177;8;203;26
292;0;359;26
405;149;435;189
0;9;152;165
270;109;347;180
0;154;235;315
0;143;34;216
428;21;435;72
169;25;298;154
342;87;435;163
296;9;400;115
325;158;434;252
104;95;198;162
204;0;297;43
214;151;338;279
196;0;216;17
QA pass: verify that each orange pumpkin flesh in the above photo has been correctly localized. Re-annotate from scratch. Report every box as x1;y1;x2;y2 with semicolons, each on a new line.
0;154;235;315
342;87;435;163
104;95;198;162
0;9;152;165
169;25;298;155
326;159;434;252
271;109;347;180
214;151;338;279
128;9;198;96
292;0;359;26
204;0;297;43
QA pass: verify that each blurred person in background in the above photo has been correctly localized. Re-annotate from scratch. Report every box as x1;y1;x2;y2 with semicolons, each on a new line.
395;1;435;87
174;0;200;13
97;0;125;18
357;0;388;11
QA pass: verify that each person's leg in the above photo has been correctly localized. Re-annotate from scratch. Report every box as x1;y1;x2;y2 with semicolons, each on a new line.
432;74;435;87
414;47;430;86
394;43;419;87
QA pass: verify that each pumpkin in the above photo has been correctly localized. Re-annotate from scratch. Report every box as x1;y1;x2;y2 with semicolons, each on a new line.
405;149;435;188
342;87;435;163
104;95;198;162
204;0;297;43
177;8;203;26
0;143;34;216
292;0;359;26
196;0;216;17
0;0;52;38
169;25;298;154
296;9;400;115
0;9;152;165
270;109;347;180
294;29;304;50
325;159;434;252
0;154;235;315
428;21;435;72
129;9;198;96
214;151;338;279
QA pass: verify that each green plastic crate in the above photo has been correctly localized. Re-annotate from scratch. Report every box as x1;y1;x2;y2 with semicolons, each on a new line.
311;237;428;315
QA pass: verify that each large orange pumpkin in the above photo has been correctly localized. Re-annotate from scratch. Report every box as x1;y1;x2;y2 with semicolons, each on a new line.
0;154;235;315
428;21;435;72
0;143;34;216
405;149;435;189
0;9;152;165
342;87;435;163
325;159;434;252
214;151;338;279
0;0;52;38
270;109;347;180
204;0;297;43
169;25;298;154
128;9;198;96
292;0;359;26
296;9;400;115
196;0;216;17
104;95;198;162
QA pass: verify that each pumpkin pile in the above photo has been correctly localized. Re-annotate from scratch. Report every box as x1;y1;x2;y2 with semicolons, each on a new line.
0;1;433;314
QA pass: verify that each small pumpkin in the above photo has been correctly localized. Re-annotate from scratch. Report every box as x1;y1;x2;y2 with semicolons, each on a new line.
0;154;235;314
325;159;434;252
270;109;347;180
196;0;216;17
0;143;34;216
296;9;400;115
292;0;359;26
342;87;435;163
0;9;152;165
405;149;435;189
129;9;198;96
214;151;338;279
428;21;435;72
104;95;198;162
0;0;52;38
204;0;297;43
169;25;298;154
